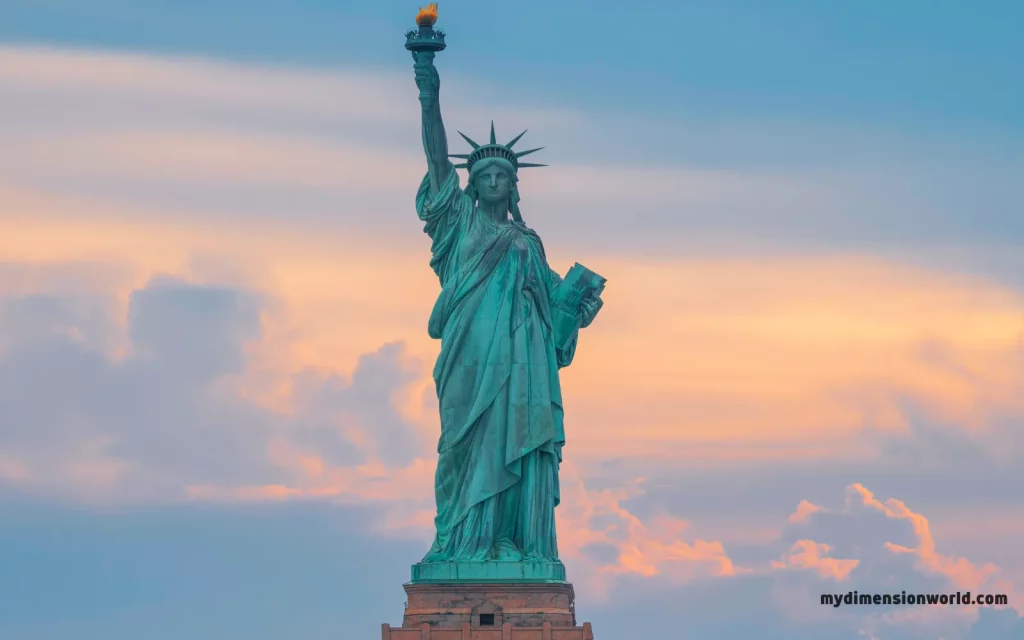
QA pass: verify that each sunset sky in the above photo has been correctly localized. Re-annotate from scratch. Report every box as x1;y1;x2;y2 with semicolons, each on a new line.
1;1;1023;639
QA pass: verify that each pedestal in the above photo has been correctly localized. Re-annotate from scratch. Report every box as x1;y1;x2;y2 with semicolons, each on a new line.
381;580;595;639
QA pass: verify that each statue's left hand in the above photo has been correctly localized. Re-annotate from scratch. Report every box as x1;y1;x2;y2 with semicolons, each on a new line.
579;294;603;329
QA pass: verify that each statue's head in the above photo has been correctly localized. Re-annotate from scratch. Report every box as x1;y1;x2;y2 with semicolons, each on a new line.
451;122;546;223
468;157;516;208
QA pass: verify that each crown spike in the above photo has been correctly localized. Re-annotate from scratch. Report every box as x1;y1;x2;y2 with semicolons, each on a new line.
489;121;496;145
514;147;544;158
453;163;469;169
448;153;471;159
517;163;548;168
457;131;480;149
506;130;528;149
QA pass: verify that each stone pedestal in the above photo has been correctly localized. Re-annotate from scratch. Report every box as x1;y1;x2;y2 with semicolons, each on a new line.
404;582;576;628
382;582;595;639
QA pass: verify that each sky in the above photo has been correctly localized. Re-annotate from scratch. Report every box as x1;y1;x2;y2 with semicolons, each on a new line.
1;1;1023;639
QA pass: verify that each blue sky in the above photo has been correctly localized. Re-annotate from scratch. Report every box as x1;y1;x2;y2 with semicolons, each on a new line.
0;497;421;639
3;0;1022;136
2;2;1024;640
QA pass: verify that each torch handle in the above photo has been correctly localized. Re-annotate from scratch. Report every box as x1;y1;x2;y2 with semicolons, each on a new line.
411;50;435;64
411;50;438;102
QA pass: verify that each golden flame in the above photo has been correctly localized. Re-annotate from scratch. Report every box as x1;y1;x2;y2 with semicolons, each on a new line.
416;3;438;27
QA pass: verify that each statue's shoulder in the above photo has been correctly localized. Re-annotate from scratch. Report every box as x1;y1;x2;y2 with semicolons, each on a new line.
512;220;538;236
515;222;549;255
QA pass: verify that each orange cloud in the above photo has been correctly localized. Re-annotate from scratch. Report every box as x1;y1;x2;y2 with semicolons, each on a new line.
185;448;439;539
7;130;423;193
0;437;131;501
194;443;738;601
193;431;438;524
771;539;859;580
6;209;1023;468
562;256;1024;456
4;44;1023;471
846;483;1021;611
187;484;304;501
551;463;736;600
789;500;826;524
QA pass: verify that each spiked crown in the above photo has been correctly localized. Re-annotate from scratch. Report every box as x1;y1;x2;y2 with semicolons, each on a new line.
449;122;547;173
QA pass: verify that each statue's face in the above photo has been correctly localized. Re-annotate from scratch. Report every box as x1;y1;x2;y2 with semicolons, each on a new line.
474;165;512;206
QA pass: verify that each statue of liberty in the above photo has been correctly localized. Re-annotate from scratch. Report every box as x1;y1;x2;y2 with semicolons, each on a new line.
410;43;605;574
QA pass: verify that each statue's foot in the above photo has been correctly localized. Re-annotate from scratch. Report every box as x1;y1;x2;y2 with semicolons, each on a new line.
491;538;524;562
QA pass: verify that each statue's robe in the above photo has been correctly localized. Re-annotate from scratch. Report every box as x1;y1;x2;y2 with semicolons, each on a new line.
416;165;576;562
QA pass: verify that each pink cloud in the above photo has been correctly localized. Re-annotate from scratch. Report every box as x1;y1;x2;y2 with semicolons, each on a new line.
187;484;303;501
771;539;859;580
4;44;1023;476
788;499;826;524
551;464;736;601
773;484;1024;636
0;454;31;482
846;483;1013;602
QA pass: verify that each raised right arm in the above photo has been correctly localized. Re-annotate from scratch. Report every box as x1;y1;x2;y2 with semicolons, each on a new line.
412;52;453;198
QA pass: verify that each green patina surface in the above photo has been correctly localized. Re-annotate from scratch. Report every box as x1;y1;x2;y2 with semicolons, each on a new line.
411;560;567;584
405;13;604;584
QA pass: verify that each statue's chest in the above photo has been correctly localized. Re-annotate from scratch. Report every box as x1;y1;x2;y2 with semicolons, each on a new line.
460;217;537;267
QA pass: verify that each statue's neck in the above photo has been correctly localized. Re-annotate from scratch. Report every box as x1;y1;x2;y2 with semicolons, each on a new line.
478;200;509;224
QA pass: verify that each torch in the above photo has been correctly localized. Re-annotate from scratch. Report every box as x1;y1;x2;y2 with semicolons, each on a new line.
405;4;446;100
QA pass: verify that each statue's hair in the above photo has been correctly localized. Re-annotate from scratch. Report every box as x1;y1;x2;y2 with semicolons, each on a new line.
465;157;525;225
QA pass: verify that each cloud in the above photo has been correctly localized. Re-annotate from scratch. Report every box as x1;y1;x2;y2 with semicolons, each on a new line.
967;607;1024;639
1;264;1022;639
550;465;737;601
12;197;1023;474
774;483;1022;637
0;280;280;499
3;224;1023;505
0;271;442;533
287;342;430;469
0;44;415;122
772;540;859;581
127;276;262;379
843;484;1010;598
789;500;826;524
3;44;1023;258
575;482;1022;639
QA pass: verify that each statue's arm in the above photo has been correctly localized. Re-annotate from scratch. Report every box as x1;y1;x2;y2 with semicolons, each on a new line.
413;52;452;197
547;268;576;368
